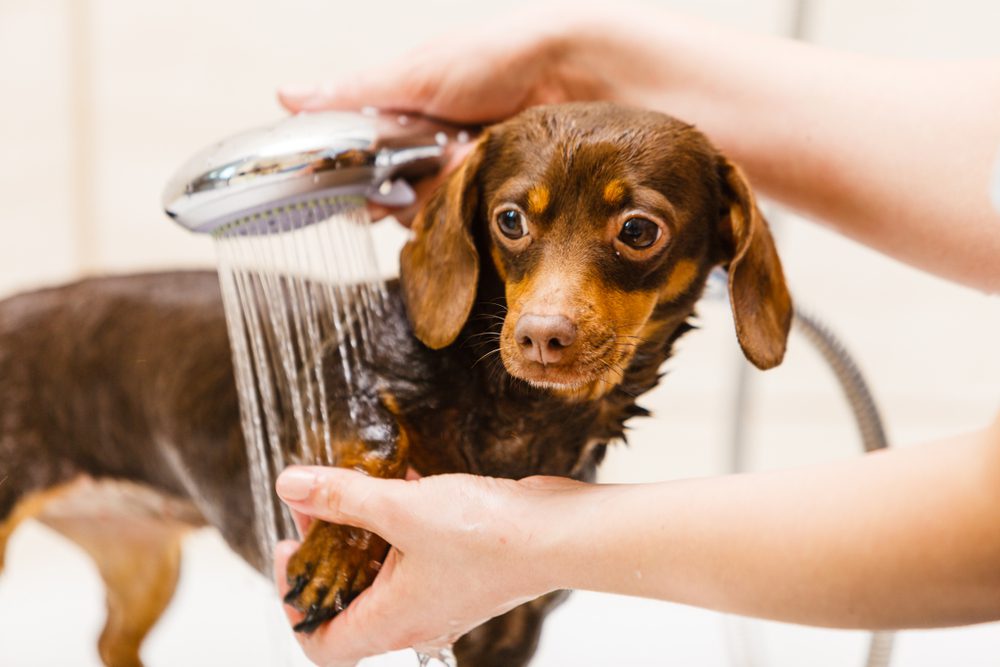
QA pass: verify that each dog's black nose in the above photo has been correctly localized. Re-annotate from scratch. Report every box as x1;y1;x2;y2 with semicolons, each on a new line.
515;314;578;365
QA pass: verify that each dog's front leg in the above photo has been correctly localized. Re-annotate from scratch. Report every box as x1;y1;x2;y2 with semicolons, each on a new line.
283;391;408;633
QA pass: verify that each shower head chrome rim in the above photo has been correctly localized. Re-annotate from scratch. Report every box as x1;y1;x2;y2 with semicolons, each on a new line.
163;110;473;235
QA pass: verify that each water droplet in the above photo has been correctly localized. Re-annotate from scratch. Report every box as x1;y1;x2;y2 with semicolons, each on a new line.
414;647;456;667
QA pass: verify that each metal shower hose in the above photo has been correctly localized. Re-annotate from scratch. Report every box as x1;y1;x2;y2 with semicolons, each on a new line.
791;307;894;667
709;266;894;667
709;0;894;659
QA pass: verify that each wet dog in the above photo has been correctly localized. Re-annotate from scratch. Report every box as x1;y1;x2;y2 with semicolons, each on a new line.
0;102;791;666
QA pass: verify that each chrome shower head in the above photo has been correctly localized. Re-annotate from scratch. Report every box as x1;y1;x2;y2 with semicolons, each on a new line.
162;110;473;235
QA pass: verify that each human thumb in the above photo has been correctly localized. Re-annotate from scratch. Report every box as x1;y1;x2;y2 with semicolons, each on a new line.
275;466;407;541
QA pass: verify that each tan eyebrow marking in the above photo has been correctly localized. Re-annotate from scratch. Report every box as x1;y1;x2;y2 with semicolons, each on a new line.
527;185;550;216
660;259;699;301
603;179;626;205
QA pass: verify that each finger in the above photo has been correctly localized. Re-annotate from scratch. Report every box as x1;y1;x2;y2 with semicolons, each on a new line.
365;202;394;223
275;466;408;540
277;61;432;114
369;136;475;227
385;172;449;227
387;141;477;227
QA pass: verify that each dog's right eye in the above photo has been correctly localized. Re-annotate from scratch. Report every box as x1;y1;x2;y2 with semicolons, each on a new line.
496;209;527;239
617;217;661;249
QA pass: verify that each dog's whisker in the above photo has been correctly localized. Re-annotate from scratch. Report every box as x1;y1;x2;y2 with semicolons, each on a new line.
602;362;624;380
472;348;503;369
596;357;627;381
615;336;649;346
474;314;508;324
464;331;503;341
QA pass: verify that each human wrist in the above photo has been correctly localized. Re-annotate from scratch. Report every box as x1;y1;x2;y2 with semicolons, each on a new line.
497;476;588;597
530;5;674;109
543;6;804;162
516;479;631;595
535;4;738;115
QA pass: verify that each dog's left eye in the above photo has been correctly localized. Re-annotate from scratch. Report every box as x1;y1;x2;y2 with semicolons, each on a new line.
618;217;660;249
496;209;527;239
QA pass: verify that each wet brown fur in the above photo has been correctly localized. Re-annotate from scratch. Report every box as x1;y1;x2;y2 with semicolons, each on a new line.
0;102;791;666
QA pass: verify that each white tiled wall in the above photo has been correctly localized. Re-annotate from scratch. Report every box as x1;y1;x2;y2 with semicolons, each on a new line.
1;1;998;666
0;1;78;291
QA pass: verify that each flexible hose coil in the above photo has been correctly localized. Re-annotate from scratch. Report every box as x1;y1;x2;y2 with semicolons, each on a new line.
792;308;888;455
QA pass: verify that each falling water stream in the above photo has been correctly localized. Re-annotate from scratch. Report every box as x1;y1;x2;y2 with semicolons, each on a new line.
416;647;458;667
211;198;458;665
213;197;387;559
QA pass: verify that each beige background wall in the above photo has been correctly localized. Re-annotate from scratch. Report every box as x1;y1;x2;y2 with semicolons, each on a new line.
1;0;999;665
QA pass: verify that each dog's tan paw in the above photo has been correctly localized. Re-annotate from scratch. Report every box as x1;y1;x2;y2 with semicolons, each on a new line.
284;520;388;633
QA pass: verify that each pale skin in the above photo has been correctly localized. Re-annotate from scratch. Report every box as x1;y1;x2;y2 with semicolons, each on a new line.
272;4;1000;665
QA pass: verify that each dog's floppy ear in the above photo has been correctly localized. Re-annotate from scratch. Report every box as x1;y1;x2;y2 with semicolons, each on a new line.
718;158;793;370
400;138;487;349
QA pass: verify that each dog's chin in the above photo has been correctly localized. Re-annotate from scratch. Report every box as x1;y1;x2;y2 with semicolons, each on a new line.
501;359;614;400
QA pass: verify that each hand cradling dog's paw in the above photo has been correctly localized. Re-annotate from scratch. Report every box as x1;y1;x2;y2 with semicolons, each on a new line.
284;520;389;633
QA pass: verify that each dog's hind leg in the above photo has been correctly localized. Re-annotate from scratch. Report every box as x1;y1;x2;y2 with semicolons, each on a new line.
45;517;185;667
0;478;81;575
0;486;25;574
0;478;184;667
38;479;201;667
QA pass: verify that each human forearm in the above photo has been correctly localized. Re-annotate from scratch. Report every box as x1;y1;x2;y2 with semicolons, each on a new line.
544;418;1000;628
271;419;1000;663
280;4;1000;289
549;6;1000;291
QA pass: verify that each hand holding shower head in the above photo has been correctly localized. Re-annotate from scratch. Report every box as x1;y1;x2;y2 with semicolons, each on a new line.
162;110;475;235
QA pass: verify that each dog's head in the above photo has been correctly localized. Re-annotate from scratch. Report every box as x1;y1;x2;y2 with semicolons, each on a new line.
401;102;791;398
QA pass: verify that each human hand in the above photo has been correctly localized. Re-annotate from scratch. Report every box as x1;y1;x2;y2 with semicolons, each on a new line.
277;3;673;224
272;467;589;666
277;4;623;122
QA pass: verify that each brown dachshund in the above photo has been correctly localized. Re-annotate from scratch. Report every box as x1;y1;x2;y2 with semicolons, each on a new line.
0;102;791;666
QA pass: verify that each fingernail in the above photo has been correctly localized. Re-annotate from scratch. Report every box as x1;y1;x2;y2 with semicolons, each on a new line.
278;83;318;100
276;468;315;501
